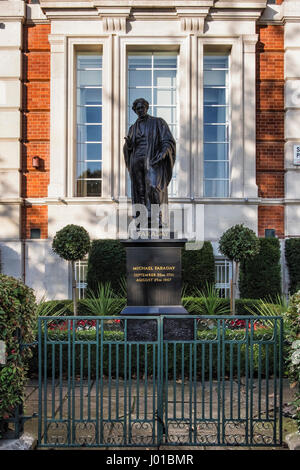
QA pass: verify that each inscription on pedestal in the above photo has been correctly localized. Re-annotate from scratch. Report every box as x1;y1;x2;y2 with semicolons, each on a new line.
121;239;193;341
127;247;181;306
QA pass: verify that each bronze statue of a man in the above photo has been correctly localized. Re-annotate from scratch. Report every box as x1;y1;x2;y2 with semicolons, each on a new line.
124;98;176;227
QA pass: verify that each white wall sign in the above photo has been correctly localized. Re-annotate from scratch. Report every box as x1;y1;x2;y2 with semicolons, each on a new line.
294;144;300;165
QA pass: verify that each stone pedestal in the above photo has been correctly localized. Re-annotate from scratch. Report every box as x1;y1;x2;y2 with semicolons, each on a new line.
121;238;193;341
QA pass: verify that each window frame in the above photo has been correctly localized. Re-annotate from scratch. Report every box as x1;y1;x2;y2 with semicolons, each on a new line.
197;38;243;200
67;37;112;199
126;50;180;197
215;257;232;298
119;37;190;200
203;52;231;198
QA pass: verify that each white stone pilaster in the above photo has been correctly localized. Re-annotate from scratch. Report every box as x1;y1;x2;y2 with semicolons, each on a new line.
0;0;25;242
284;1;300;208
242;34;259;199
47;34;67;198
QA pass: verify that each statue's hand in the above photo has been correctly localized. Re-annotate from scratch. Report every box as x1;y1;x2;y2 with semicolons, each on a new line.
124;136;133;149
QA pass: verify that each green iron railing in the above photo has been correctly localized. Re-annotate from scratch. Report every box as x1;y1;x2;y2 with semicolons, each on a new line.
37;315;283;448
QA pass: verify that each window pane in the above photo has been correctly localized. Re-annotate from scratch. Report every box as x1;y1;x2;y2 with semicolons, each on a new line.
77;106;102;124
128;70;152;87
77;143;102;161
204;88;226;105
204;125;228;142
204;106;227;123
204;179;229;198
78;88;102;106
153;106;176;123
129;88;152;106
154;89;176;106
77;179;102;197
153;54;177;69
204;70;227;86
127;52;178;197
77;161;102;179
128;55;152;69
203;54;230;198
204;143;228;161
204;161;229;179
128;107;137;126
77;55;102;69
168;125;178;139
153;70;176;87
77;125;102;142
78;70;102;87
204;56;228;69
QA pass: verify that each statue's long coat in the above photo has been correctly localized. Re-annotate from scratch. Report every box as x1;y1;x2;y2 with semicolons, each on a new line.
123;115;176;212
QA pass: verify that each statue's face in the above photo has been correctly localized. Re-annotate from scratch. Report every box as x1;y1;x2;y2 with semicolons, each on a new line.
134;101;148;118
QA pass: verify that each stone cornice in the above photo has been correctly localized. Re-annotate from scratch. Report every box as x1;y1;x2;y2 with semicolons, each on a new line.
0;0;26;21
40;0;269;25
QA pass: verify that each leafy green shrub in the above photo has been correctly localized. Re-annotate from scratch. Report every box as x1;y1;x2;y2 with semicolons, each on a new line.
283;290;300;430
81;283;126;316
28;325;279;380
0;275;37;429
239;238;282;300
52;224;91;315
285;238;300;295
186;283;230;316
184;297;262;316
219;224;260;314
37;298;126;317
52;224;90;262
182;242;215;295
87;240;126;295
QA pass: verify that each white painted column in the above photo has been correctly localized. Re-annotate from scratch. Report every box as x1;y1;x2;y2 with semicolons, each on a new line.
48;34;67;198
0;1;25;280
242;34;259;199
284;0;300;236
0;1;25;242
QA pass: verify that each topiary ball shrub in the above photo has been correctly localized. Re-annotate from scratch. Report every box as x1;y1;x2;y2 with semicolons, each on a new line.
52;224;91;262
0;274;37;427
219;224;260;263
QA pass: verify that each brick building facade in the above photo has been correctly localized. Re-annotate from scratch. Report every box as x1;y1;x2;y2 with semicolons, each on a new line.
0;0;299;299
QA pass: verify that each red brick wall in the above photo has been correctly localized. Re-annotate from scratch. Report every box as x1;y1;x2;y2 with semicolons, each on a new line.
22;24;50;239
24;205;49;240
258;205;284;239
256;24;285;238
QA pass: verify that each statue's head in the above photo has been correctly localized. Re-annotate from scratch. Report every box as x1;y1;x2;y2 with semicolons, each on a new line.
132;98;149;118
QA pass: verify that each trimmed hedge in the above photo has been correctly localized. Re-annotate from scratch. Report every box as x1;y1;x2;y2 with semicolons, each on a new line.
28;326;279;380
239;238;282;300
285;238;300;295
41;297;263;317
87;239;126;294
181;241;215;295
